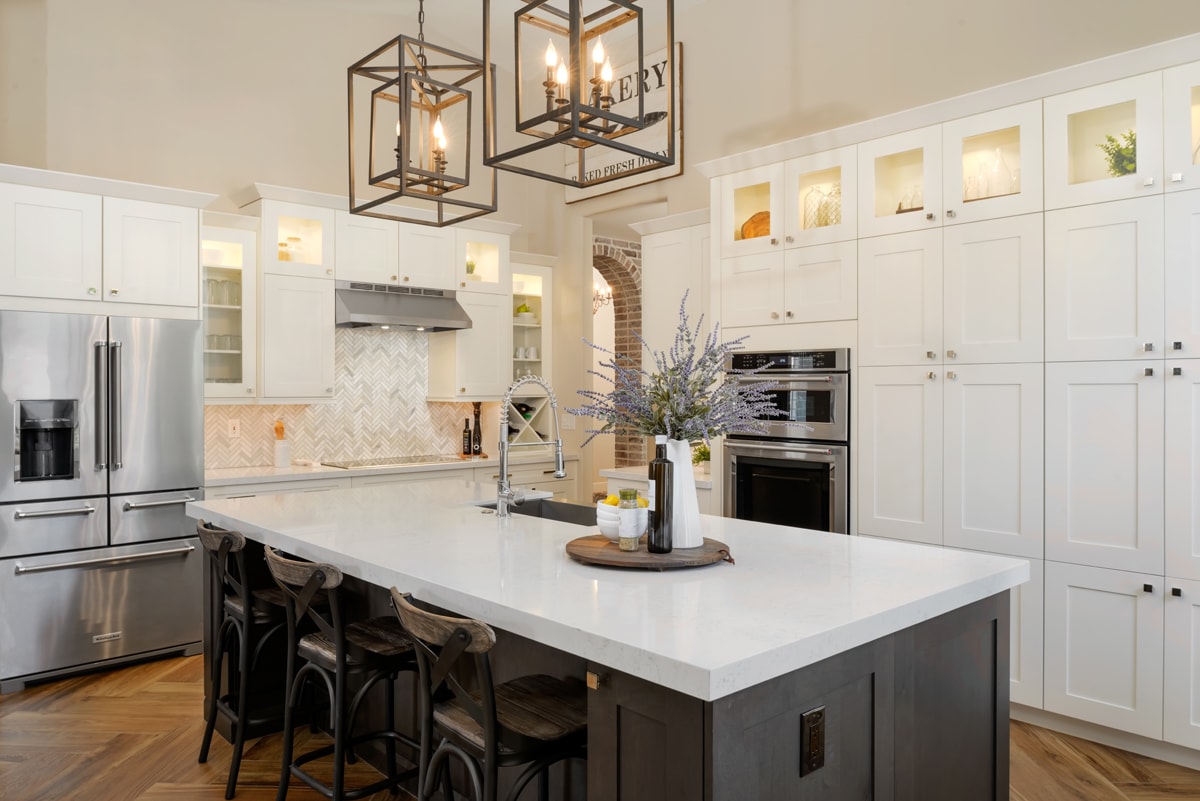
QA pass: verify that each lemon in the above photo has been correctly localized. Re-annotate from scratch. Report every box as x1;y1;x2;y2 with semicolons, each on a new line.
604;494;619;506
637;497;649;508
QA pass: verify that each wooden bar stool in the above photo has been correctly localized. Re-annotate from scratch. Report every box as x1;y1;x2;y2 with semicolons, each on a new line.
389;589;587;801
197;520;290;799
265;547;419;801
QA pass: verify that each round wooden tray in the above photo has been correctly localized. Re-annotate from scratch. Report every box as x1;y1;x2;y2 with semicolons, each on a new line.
565;534;735;571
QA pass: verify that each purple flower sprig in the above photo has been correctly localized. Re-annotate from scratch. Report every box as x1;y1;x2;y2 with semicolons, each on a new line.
568;291;783;445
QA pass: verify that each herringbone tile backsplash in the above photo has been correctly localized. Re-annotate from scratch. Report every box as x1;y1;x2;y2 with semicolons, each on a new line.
205;328;484;468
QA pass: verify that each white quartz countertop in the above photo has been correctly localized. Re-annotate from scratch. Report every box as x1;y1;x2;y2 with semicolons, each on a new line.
187;480;1027;702
599;463;714;490
205;453;578;487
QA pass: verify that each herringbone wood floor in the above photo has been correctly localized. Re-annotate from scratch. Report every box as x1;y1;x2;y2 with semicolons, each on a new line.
3;655;1200;800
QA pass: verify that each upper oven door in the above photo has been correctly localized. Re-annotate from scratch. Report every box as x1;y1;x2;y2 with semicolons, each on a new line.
737;373;849;442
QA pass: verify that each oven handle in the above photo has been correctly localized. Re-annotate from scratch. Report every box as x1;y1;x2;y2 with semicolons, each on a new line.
726;442;838;456
13;544;195;575
734;375;834;384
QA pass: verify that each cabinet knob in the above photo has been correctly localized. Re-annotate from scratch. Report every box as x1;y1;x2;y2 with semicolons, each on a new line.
946;371;957;380
1143;176;1155;187
946;349;957;359
586;671;606;690
946;209;956;218
87;287;97;295
925;212;935;221
460;387;466;393
1145;367;1154;377
461;282;466;288
785;235;794;244
770;311;780;320
326;268;333;276
246;387;253;394
1174;367;1184;376
1174;341;1183;350
1172;173;1184;183
785;311;794;319
927;372;936;380
391;275;398;281
770;237;779;245
1144;342;1155;352
325;387;333;393
926;351;936;360
1173;587;1183;597
109;289;119;296
1144;583;1154;593
404;276;410;282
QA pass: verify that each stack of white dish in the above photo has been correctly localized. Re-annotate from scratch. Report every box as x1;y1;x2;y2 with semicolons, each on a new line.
596;501;647;542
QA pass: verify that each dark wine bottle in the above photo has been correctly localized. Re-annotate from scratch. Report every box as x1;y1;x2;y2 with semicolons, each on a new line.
472;404;483;455
647;435;673;554
462;418;471;456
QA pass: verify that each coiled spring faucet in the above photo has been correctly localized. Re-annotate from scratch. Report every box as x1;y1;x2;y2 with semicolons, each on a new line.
497;375;566;518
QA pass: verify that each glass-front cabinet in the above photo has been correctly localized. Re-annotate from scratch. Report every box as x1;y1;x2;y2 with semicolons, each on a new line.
201;223;257;400
941;101;1043;224
1164;61;1200;192
258;199;336;279
719;164;785;258
1043;73;1163;209
783;145;857;247
455;228;511;295
857;125;943;237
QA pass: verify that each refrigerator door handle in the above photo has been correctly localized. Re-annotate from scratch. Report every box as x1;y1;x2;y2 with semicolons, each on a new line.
109;340;123;470
13;543;195;575
94;341;108;470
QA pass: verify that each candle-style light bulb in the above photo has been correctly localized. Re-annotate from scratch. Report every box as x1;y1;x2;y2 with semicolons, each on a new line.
545;40;558;68
601;58;613;84
592;38;605;78
433;116;446;150
556;59;568;98
395;119;401;136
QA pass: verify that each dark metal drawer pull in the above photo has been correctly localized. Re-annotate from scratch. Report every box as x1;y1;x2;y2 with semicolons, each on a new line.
14;544;195;575
14;505;97;520
123;496;195;511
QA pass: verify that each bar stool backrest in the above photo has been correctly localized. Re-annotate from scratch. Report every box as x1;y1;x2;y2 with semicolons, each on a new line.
264;546;348;656
197;520;250;607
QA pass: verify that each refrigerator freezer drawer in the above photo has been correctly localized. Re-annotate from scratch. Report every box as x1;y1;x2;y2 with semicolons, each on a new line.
0;497;108;559
0;537;202;683
110;489;204;545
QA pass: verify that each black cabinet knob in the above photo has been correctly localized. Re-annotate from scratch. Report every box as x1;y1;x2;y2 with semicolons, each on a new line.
1173;587;1183;597
1143;583;1154;593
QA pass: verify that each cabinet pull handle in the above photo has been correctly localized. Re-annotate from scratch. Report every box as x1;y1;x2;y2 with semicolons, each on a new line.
123;496;195;511
87;287;97;295
1173;587;1183;597
1144;342;1154;352
927;372;936;380
1174;341;1183;350
110;288;120;296
785;311;794;318
925;212;935;221
391;275;398;281
326;268;333;275
1144;583;1154;593
14;543;194;575
325;387;333;393
404;276;410;282
246;387;254;394
946;349;957;359
926;351;936;360
770;237;778;245
542;469;559;475
770;312;780;320
785;235;794;243
1145;368;1154;377
945;209;956;218
1172;173;1184;183
946;371;956;379
1174;367;1183;376
1143;177;1155;187
15;505;96;520
586;671;605;690
490;473;513;479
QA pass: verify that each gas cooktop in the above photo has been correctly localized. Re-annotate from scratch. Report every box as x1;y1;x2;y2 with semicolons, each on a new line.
321;454;466;469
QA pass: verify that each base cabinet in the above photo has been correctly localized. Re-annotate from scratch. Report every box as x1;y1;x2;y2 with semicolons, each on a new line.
586;593;1007;801
1164;576;1200;749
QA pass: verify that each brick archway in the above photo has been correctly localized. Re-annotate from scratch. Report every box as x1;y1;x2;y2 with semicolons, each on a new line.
592;237;643;467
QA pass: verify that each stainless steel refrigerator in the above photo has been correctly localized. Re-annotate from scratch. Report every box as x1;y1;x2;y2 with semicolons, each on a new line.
0;310;204;693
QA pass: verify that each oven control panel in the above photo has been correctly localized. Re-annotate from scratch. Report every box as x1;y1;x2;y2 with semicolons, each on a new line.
727;348;849;373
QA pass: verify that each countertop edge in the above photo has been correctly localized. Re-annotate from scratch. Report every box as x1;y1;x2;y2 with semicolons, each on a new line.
205;453;580;487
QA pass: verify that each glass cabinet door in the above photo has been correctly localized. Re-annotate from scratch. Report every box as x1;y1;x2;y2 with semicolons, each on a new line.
783;145;857;247
941;101;1043;225
454;228;511;295
259;200;336;279
719;164;785;258
1164;60;1200;193
202;225;257;401
1043;72;1163;210
857;125;943;238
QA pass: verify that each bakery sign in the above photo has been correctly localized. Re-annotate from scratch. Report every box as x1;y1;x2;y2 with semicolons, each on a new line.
564;43;683;203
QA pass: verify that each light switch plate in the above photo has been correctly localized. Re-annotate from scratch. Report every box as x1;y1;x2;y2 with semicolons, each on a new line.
227;418;241;438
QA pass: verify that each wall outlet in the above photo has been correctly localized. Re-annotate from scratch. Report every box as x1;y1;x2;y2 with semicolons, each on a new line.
227;418;241;438
799;705;825;776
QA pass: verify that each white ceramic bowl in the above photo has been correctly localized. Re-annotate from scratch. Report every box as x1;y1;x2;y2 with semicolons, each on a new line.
598;518;620;539
596;503;646;542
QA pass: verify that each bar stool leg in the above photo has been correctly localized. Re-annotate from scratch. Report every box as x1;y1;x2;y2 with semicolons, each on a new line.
276;665;300;801
225;622;251;800
332;666;348;801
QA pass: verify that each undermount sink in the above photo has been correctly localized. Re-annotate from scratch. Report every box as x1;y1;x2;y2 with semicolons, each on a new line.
478;498;595;527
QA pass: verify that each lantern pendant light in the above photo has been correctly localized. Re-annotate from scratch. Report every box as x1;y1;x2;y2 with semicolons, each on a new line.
482;0;676;188
348;0;497;226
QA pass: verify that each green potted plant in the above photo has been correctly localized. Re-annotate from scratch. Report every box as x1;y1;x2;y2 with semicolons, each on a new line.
465;259;477;278
692;442;711;476
1097;129;1136;177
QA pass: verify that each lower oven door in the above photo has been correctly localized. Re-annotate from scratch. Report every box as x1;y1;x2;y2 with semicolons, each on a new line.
724;439;848;534
0;538;201;685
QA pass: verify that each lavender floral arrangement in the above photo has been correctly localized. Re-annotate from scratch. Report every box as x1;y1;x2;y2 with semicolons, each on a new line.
569;292;781;444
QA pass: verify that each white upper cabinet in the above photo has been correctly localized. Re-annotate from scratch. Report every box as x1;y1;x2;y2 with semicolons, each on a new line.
259;200;336;279
427;291;512;400
857;229;942;366
259;273;335;401
783;242;857;324
642;224;709;354
1161;61;1200;192
719;251;785;329
1044;197;1164;362
782;146;858;247
0;184;102;301
1045;361;1164;575
941;101;1044;225
1043;73;1164;210
455;228;511;295
719;164;785;258
102;197;199;308
202;224;257;401
334;211;398;284
857;125;943;238
942;214;1044;364
1166;189;1200;356
397;224;455;290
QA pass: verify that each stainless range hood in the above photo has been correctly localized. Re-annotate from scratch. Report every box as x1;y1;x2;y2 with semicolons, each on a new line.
334;281;473;331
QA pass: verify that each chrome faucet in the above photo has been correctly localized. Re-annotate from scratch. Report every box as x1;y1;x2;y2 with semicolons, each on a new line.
497;375;566;518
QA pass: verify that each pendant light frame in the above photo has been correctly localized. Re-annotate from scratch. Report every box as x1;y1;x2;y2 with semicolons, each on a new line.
482;0;676;188
348;9;498;226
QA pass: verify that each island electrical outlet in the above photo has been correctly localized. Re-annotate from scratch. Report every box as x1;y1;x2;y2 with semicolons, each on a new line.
800;705;825;776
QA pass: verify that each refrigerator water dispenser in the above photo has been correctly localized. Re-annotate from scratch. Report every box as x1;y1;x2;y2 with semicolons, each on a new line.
15;400;78;481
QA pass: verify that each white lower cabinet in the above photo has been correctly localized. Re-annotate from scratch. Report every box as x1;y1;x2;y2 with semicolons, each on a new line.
1044;561;1164;739
1044;361;1164;574
475;459;579;502
427;292;513;400
1164;576;1200;749
259;274;335;401
350;471;469;488
1167;359;1200;581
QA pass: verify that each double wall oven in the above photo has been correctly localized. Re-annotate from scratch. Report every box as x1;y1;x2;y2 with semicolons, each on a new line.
723;348;850;534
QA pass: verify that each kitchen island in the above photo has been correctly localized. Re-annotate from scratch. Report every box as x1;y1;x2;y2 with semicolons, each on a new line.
188;477;1027;801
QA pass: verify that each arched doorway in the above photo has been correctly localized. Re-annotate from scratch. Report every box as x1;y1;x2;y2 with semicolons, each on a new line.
592;236;644;467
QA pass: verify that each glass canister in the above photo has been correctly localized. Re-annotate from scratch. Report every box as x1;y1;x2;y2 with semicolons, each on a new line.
617;488;641;552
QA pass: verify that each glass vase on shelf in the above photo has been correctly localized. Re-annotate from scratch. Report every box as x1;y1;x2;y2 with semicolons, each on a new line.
803;186;825;229
989;148;1012;197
